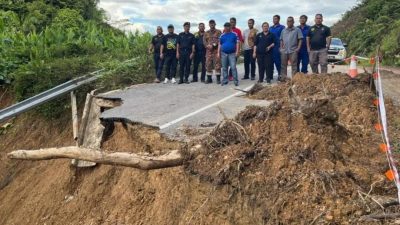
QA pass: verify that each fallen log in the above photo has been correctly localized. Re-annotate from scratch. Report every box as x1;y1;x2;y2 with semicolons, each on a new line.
7;145;201;170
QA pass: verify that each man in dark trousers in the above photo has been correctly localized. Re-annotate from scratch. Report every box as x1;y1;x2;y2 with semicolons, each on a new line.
307;14;332;74
297;15;311;74
148;26;165;83
269;15;285;81
253;22;276;84
161;24;178;84
243;18;258;80
192;23;206;82
177;22;195;84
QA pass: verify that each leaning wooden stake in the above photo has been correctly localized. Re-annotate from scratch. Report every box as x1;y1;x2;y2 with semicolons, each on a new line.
70;91;82;166
70;91;79;141
8;145;201;170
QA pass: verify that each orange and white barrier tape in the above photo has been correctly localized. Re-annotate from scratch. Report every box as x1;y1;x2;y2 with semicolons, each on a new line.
329;55;375;67
373;57;400;202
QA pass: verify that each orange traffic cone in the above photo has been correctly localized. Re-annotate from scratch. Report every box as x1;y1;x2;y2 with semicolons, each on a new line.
348;55;358;78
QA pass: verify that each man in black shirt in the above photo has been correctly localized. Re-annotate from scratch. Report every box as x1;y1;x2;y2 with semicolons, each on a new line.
161;24;178;84
307;14;332;74
192;23;206;82
177;22;195;84
149;26;165;83
253;22;276;83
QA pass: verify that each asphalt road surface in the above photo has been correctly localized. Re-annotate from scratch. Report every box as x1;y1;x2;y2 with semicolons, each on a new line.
100;65;272;141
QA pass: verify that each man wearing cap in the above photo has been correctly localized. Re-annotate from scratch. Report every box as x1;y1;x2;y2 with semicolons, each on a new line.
192;23;206;82
203;19;222;84
148;26;165;83
269;15;285;81
253;22;276;84
161;24;178;84
177;22;195;84
242;18;258;80
297;15;311;74
307;14;331;74
218;22;240;86
280;16;303;81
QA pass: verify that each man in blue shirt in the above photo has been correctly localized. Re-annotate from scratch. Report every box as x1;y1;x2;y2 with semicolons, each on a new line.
297;15;311;74
218;22;240;86
269;15;285;81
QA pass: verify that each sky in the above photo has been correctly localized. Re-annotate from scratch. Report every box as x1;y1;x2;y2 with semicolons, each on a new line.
99;0;360;34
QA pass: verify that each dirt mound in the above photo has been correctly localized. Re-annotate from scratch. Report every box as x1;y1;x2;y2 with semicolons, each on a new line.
187;73;400;224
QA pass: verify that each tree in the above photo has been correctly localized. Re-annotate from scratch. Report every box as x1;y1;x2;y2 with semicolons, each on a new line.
51;8;83;32
22;0;56;33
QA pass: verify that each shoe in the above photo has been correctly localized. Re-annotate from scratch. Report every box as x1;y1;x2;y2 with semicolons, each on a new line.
163;78;169;84
277;76;282;82
154;78;161;83
216;75;221;84
205;75;213;84
171;78;177;84
185;79;190;84
192;79;198;82
178;80;184;84
257;80;263;83
251;77;255;80
279;77;287;83
234;82;239;86
221;82;228;86
201;80;205;83
242;77;249;80
266;80;272;84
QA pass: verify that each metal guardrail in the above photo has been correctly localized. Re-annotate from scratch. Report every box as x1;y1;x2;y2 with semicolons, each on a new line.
0;69;104;123
0;57;138;123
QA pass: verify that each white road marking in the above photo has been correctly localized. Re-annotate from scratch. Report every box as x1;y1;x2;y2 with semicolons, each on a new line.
159;84;255;130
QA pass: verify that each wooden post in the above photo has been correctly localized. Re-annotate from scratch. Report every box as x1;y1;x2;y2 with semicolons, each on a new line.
70;91;79;141
71;93;96;167
78;93;93;146
71;91;79;166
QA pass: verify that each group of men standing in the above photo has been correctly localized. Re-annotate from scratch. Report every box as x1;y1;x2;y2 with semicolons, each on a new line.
149;14;332;86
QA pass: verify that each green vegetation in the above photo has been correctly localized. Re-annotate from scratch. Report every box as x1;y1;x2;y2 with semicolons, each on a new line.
0;0;152;118
332;0;400;66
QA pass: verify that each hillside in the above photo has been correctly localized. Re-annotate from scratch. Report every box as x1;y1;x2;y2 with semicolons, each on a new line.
332;0;400;66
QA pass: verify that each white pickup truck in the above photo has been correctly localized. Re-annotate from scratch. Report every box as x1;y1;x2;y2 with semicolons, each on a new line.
328;38;347;62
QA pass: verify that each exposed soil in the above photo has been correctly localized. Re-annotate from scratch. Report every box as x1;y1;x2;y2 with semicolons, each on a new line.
1;72;400;224
0;86;14;111
187;73;400;224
